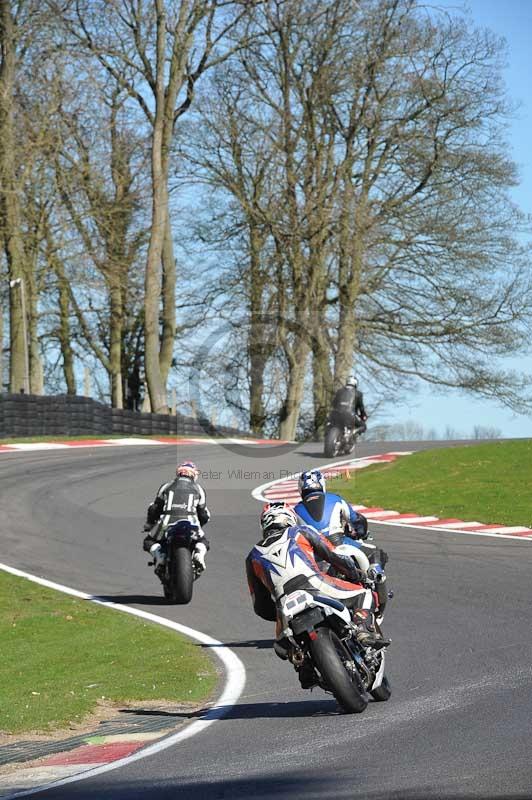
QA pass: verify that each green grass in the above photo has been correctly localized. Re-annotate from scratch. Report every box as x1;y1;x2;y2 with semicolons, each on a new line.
331;440;532;528
0;571;217;735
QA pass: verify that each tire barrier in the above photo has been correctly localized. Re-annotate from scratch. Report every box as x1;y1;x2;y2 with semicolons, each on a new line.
0;393;247;439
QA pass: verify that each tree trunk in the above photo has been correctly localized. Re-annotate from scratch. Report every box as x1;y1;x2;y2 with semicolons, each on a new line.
26;263;43;394
278;340;310;440
0;0;27;393
57;270;76;394
334;186;367;385
144;117;168;413
248;223;270;434
312;330;333;437
0;302;3;390
109;279;123;408
159;209;176;385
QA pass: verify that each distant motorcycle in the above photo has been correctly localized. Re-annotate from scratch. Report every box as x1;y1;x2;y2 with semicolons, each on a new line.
324;410;365;458
149;520;204;604
278;587;391;713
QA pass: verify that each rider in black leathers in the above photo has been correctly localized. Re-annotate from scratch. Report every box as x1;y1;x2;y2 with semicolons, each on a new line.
331;376;367;435
142;461;210;572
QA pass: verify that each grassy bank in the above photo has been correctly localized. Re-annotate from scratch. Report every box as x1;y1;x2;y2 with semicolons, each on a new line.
0;571;217;735
332;440;532;528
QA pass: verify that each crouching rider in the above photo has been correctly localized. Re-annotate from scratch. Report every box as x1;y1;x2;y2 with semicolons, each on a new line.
245;503;389;687
142;461;210;574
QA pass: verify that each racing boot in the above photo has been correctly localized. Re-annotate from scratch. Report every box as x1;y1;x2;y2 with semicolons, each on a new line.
297;661;318;689
352;609;391;649
149;543;167;578
192;542;208;573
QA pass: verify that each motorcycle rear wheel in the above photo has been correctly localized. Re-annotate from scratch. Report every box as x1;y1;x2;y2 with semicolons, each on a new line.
168;542;194;604
324;427;342;458
310;627;368;713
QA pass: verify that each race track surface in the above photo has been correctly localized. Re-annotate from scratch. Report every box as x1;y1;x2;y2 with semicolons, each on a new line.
1;439;531;800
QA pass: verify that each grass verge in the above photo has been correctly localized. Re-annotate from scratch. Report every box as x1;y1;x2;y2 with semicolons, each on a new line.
0;571;217;735
332;440;532;528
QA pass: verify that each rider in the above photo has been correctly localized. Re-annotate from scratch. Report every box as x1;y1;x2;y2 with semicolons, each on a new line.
331;376;367;435
293;469;389;614
245;502;389;680
142;461;210;573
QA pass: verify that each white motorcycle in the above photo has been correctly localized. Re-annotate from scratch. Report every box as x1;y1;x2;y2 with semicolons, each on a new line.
278;585;391;713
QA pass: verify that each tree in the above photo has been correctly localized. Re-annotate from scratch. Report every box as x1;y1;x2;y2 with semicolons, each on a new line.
1;0;60;394
1;0;30;392
52;71;148;407
53;0;255;412
192;0;532;437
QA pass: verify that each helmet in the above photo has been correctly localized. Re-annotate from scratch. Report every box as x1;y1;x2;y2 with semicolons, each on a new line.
345;376;358;388
260;502;297;535
176;461;199;480
298;469;326;498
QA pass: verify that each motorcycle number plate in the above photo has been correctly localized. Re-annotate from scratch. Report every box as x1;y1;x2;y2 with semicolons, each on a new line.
291;607;325;636
281;591;313;617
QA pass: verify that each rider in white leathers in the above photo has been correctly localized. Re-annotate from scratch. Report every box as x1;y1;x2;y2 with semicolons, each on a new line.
245;503;389;666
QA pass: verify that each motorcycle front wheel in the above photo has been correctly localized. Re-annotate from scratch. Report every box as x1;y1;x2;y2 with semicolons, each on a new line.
310;627;368;713
324;427;342;458
168;541;194;604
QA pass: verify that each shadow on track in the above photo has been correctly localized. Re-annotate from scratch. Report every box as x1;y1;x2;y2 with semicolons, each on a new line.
200;638;274;650
208;699;341;719
43;773;532;800
113;698;340;722
93;594;170;606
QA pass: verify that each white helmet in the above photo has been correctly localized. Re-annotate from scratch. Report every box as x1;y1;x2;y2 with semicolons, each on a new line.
260;502;297;535
345;376;358;388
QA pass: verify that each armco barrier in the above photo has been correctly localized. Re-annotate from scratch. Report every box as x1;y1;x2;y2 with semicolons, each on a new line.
0;394;248;439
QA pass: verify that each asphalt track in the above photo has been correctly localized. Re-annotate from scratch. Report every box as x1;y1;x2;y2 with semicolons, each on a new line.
1;439;531;800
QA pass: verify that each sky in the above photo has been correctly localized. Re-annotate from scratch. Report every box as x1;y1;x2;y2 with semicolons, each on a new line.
389;0;532;439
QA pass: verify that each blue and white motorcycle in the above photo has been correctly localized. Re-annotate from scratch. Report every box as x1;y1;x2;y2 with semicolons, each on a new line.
278;586;391;713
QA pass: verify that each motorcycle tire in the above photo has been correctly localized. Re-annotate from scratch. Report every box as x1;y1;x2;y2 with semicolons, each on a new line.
168;542;194;604
309;627;368;713
324;427;342;458
371;674;391;702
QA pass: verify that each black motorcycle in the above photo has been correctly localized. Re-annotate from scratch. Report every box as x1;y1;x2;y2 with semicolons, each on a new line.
150;520;203;604
324;410;364;458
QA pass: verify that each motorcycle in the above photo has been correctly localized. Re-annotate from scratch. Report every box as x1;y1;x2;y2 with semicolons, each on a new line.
149;520;204;604
278;584;391;713
323;410;364;458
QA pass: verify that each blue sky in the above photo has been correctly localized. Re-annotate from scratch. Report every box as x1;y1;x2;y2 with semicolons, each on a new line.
390;0;532;438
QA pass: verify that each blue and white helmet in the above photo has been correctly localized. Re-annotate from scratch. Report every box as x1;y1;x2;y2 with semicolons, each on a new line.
298;469;326;498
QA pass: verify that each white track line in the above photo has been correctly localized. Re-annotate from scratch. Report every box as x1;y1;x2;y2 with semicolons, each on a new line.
0;563;246;799
371;518;532;541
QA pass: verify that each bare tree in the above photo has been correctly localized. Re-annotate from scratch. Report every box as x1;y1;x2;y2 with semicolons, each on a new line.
1;0;63;394
192;0;532;438
472;425;501;439
51;0;255;412
1;0;30;392
51;71;148;407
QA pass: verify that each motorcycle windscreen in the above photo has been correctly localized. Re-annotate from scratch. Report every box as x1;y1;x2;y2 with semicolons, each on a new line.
303;493;325;522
